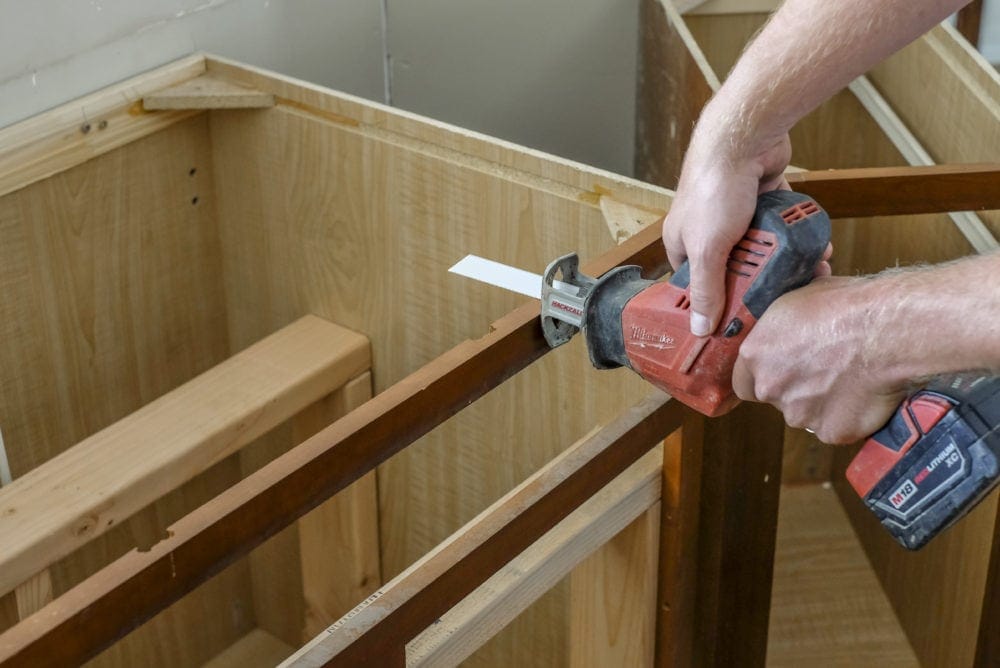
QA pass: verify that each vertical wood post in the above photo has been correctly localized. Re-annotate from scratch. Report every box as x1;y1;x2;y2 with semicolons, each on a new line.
975;493;1000;666
957;0;984;48
657;403;785;667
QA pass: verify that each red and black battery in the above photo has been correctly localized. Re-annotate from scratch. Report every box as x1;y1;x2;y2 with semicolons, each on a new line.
847;374;1000;550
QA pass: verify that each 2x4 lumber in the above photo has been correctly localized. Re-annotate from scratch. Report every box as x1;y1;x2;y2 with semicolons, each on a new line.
405;445;662;667
295;373;381;639
288;394;682;666
0;314;369;601
241;371;380;648
0;54;206;199
143;73;275;111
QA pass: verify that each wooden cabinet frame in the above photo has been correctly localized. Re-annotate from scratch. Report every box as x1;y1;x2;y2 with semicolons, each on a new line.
0;2;998;665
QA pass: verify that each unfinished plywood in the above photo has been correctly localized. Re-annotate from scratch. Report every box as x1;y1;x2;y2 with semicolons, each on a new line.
143;73;275;110
406;446;661;666
568;502;660;667
767;484;918;667
205;629;295;668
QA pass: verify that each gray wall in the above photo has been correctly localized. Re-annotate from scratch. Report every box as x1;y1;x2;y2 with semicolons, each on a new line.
1;0;998;176
0;0;639;175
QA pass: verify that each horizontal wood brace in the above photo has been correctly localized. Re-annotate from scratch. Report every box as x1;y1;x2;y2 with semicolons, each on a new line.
143;73;275;110
0;314;370;599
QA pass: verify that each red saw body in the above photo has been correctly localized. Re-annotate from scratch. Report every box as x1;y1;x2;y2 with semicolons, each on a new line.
540;190;830;417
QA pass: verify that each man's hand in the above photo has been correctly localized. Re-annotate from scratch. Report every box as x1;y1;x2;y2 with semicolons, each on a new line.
731;276;907;444
662;133;796;335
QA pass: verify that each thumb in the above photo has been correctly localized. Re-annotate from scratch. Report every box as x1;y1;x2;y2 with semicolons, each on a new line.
687;251;728;336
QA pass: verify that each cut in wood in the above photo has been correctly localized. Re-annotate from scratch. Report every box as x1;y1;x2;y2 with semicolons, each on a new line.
405;445;663;667
143;74;275;111
0;314;369;600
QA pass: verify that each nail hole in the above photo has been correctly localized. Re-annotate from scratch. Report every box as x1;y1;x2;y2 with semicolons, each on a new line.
80;123;91;134
98;120;108;130
191;196;199;205
188;167;197;176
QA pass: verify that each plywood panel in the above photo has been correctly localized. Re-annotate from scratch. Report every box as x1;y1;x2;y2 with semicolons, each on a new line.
208;94;660;666
767;485;918;667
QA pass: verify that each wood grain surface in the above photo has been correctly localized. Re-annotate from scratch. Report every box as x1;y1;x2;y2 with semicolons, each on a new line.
767;484;918;667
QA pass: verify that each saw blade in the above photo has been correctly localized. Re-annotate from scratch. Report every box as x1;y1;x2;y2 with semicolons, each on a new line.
449;255;579;299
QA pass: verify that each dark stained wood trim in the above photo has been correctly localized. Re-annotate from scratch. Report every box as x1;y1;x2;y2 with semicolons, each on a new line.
957;0;984;48
975;495;1000;666
689;403;786;667
788;164;1000;218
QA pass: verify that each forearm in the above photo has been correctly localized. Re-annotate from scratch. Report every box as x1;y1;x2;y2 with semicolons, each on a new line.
688;0;968;170
862;252;1000;385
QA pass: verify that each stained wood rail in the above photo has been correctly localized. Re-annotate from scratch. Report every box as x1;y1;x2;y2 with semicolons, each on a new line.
3;164;1000;666
0;315;369;605
286;393;681;666
787;164;1000;218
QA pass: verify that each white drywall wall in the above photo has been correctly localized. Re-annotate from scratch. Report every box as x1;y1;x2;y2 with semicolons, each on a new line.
983;0;1000;63
385;0;640;176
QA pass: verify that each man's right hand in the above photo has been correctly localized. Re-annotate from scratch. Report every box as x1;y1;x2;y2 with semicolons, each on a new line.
661;132;823;336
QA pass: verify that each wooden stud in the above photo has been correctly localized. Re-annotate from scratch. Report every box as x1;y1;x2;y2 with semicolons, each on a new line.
296;374;382;640
0;314;370;599
143;74;275;111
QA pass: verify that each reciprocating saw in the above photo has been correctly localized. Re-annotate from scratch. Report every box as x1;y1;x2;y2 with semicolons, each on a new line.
539;190;1000;550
